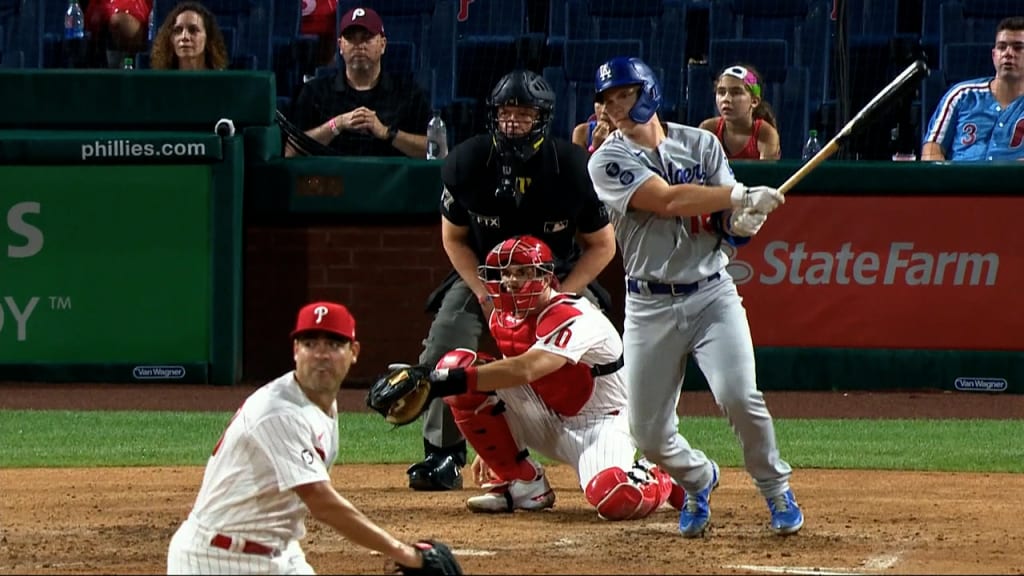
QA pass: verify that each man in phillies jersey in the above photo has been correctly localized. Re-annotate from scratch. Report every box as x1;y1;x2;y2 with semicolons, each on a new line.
420;236;680;520
922;17;1024;161
167;302;441;574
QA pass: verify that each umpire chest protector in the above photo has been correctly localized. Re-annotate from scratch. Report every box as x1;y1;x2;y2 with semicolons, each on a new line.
440;134;607;269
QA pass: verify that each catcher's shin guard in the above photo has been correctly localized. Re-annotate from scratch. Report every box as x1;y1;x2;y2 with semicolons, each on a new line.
585;461;675;520
444;392;536;482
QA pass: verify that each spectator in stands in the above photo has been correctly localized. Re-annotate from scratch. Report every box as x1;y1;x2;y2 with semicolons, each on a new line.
572;100;613;155
922;17;1024;162
288;7;430;158
698;64;781;160
85;0;152;68
150;2;229;71
301;0;339;68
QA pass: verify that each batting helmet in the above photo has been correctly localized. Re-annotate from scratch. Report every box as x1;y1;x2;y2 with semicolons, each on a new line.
487;70;556;162
478;235;556;319
594;57;662;124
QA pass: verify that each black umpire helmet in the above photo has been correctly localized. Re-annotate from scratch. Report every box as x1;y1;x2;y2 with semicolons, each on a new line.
486;70;555;162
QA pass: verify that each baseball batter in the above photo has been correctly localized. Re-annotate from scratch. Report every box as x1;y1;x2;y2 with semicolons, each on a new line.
586;57;804;536
387;236;678;520
922;17;1024;161
167;302;458;575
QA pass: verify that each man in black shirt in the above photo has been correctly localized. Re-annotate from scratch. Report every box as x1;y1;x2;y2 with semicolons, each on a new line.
406;69;617;491
288;7;430;158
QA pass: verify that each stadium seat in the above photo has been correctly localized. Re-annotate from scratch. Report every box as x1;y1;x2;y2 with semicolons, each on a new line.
558;0;687;122
544;38;644;140
709;0;830;118
451;0;529;135
942;42;994;85
336;0;457;109
200;0;271;70
941;0;1008;46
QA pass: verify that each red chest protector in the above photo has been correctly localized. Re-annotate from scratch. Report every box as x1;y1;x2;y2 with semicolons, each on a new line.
490;295;594;417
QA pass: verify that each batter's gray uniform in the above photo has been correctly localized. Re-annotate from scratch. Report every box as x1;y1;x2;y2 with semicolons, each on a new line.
587;123;793;499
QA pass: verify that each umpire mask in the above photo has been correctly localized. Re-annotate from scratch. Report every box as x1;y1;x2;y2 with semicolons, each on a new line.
487;70;555;164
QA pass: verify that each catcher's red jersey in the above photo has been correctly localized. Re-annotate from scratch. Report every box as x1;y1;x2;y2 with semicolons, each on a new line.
489;293;626;416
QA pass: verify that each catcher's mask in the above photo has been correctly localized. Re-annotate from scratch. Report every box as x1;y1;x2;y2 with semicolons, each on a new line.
487;70;555;163
478;235;555;320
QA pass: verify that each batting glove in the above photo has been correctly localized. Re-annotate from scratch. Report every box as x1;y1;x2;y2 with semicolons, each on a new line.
730;183;785;214
726;208;768;237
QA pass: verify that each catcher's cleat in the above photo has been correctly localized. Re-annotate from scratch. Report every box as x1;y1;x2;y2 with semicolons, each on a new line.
678;460;719;538
466;471;555;513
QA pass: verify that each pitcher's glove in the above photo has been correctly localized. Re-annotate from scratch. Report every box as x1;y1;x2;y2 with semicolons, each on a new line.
395;540;462;575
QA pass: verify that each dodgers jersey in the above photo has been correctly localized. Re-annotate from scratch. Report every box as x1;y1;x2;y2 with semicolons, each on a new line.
587;123;737;283
188;372;339;549
923;77;1024;161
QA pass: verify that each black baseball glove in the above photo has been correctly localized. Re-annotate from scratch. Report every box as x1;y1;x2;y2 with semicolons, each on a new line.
366;365;435;426
396;540;463;576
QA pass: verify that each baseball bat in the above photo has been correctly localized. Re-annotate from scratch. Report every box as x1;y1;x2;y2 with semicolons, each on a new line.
778;59;929;196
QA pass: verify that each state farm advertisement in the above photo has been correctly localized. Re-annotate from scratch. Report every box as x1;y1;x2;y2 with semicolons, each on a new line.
727;196;1023;350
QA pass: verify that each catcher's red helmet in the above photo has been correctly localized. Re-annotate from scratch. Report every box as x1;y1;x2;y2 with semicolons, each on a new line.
478;236;555;319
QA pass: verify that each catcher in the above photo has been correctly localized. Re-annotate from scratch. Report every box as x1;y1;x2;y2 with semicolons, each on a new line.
369;236;681;520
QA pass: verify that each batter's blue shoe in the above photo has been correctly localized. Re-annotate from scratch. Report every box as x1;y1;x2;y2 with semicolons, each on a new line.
678;460;719;537
767;489;804;535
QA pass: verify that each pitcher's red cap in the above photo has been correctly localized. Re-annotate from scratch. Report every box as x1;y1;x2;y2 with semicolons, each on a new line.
340;7;384;36
291;302;356;340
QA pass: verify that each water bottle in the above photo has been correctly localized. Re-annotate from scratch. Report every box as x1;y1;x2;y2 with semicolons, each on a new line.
147;5;155;43
122;57;134;70
64;0;85;40
426;110;448;160
801;129;822;162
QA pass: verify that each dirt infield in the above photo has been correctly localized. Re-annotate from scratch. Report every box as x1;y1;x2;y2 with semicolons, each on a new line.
1;385;1022;575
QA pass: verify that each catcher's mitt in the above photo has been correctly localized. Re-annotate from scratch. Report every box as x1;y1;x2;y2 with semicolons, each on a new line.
397;540;463;576
366;365;434;426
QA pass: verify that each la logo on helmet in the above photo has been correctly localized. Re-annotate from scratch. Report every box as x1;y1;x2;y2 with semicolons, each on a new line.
598;64;612;81
314;306;329;324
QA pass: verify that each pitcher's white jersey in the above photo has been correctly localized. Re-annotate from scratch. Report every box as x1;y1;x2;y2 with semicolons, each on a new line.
188;371;339;548
588;123;736;284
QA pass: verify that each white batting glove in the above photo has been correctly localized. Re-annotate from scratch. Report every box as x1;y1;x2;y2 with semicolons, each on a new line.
726;208;768;237
730;183;785;214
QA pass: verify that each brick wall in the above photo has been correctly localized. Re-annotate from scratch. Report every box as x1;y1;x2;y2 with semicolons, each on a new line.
244;224;626;384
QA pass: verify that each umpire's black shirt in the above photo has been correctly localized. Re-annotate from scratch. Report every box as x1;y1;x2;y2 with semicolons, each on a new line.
440;134;610;275
293;70;431;156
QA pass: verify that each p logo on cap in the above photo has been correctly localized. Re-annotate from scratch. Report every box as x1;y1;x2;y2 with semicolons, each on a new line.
314;305;329;324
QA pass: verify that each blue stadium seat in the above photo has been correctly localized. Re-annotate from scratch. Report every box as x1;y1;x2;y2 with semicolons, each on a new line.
452;0;528;127
940;0;1008;49
336;0;457;109
942;42;994;85
544;38;644;140
709;0;830;117
559;0;687;122
3;0;40;68
199;0;271;69
456;0;524;41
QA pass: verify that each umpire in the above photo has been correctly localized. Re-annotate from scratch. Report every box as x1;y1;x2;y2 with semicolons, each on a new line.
407;69;617;491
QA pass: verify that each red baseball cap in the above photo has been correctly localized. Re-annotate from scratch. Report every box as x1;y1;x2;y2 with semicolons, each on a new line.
340;7;384;37
291;301;356;341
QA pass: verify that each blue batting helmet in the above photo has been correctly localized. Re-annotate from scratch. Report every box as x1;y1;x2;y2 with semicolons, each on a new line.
594;57;662;124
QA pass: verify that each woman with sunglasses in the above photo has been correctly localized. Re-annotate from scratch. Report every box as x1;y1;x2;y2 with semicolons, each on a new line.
699;64;781;160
